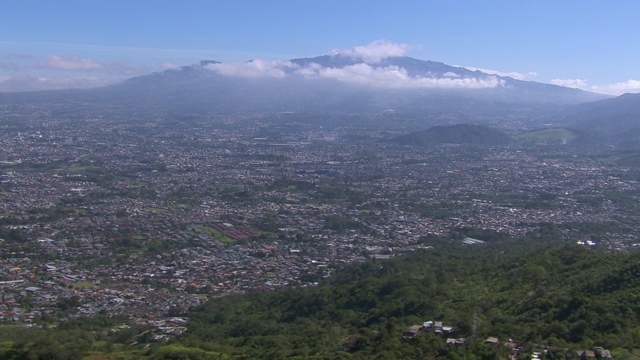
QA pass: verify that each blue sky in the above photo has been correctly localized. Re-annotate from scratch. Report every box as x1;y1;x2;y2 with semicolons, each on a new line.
1;0;639;94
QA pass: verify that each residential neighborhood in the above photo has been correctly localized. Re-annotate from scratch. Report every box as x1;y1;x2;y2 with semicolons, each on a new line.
1;102;639;343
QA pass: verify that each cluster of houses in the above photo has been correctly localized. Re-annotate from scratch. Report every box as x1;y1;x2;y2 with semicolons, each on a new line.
402;320;456;339
2;103;640;347
402;326;614;359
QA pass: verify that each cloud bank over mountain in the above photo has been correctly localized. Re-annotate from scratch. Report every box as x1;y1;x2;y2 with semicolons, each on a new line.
0;40;638;95
455;65;538;81
202;41;504;90
330;40;411;63
552;78;640;96
204;59;296;78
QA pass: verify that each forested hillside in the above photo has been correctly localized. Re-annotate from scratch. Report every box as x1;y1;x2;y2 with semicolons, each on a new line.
166;240;640;359
3;237;640;359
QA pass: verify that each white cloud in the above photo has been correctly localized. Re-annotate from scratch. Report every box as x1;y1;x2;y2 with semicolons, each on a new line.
590;80;640;96
297;62;503;89
200;51;504;90
551;78;588;89
316;63;408;84
294;62;324;77
160;62;182;70
455;65;537;80
39;55;104;71
37;55;146;76
551;78;640;96
196;41;502;90
332;40;411;64
204;59;298;78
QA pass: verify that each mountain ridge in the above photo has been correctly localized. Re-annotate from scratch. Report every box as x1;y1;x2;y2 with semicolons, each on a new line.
0;54;617;129
560;93;640;134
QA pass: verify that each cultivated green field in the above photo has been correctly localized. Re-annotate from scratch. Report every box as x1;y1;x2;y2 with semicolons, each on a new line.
516;128;577;144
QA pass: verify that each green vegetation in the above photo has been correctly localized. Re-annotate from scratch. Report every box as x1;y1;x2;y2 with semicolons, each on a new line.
516;128;577;144
324;215;372;234
139;242;640;359
2;211;640;359
392;124;513;147
148;344;231;360
603;189;640;216
0;315;150;360
196;225;237;245
617;152;640;167
68;163;99;172
209;183;244;192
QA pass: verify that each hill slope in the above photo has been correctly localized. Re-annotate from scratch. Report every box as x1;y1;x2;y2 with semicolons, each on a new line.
290;55;607;105
2;233;639;358
170;244;640;359
0;56;608;122
391;124;513;146
560;93;640;135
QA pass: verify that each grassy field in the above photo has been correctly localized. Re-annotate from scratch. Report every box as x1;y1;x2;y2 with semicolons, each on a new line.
195;225;237;244
516;128;577;144
68;163;99;171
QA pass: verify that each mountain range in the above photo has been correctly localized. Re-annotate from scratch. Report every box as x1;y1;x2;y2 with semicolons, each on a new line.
2;54;640;142
109;55;608;114
558;93;640;135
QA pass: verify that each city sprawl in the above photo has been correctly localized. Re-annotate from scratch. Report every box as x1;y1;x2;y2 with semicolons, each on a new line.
1;103;639;338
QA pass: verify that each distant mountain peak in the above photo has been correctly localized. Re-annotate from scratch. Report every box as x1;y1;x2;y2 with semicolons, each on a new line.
0;52;611;118
198;60;221;67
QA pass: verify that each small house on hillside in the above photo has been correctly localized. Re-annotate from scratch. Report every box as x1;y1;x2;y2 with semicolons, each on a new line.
402;325;423;337
485;337;500;345
463;237;485;245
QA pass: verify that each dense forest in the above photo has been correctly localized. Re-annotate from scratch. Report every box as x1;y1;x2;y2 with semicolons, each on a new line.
3;235;640;359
